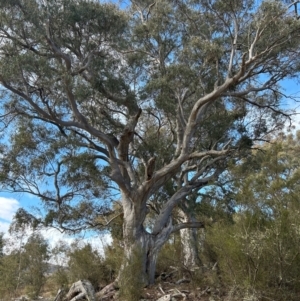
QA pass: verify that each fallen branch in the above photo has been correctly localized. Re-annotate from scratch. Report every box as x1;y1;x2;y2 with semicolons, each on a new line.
95;282;117;300
157;288;188;301
53;280;95;301
175;278;190;285
54;289;65;301
156;295;171;301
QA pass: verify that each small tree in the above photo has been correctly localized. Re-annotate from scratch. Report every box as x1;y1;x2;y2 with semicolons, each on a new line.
0;251;22;298
50;240;70;290
0;234;20;298
0;0;299;285
0;232;49;298
22;233;50;298
68;242;109;288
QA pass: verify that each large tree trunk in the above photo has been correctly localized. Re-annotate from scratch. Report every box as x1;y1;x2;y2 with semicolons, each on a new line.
146;243;160;284
120;233;162;285
120;227;170;285
179;210;202;269
120;195;172;285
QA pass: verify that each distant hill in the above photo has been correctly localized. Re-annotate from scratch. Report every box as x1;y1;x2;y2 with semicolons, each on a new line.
46;263;66;275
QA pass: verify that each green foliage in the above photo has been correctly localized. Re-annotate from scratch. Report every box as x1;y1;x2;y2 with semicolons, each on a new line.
50;241;70;291
0;251;21;298
48;268;69;293
22;233;50;299
68;242;109;288
102;243;123;282
204;134;300;300
118;246;145;301
0;232;49;299
156;235;181;276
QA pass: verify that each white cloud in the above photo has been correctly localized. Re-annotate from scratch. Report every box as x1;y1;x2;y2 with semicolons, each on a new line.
291;111;300;130
40;228;112;256
39;229;112;264
0;197;20;222
41;228;74;248
39;227;111;245
0;221;10;235
85;233;113;255
283;107;300;134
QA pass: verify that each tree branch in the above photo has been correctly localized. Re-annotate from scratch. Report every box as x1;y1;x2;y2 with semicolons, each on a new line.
171;221;205;234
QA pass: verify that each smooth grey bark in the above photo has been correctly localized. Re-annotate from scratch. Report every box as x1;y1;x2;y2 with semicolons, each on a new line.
120;194;174;284
120;192;207;284
179;211;202;269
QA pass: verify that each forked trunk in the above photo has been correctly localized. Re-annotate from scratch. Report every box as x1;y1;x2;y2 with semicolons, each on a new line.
120;197;171;285
121;227;167;285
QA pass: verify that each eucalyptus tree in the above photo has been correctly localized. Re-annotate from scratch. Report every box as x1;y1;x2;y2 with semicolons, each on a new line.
0;0;299;285
21;233;50;298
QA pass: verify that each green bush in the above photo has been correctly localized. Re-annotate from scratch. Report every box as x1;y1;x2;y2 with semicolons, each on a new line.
156;235;181;279
118;246;145;301
68;242;110;289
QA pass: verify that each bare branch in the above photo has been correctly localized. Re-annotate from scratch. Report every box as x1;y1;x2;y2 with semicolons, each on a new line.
171;221;205;233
